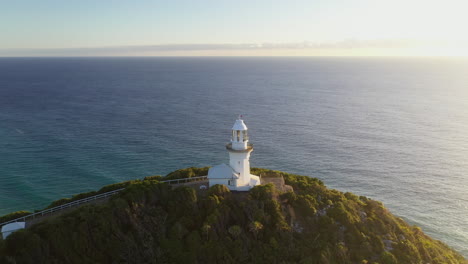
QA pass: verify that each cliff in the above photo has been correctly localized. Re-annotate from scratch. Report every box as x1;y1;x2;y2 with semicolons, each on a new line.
0;168;466;264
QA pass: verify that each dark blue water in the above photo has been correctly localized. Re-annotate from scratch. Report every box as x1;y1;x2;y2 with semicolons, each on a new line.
0;57;467;256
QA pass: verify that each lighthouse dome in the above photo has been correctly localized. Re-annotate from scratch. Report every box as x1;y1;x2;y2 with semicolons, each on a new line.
232;118;248;131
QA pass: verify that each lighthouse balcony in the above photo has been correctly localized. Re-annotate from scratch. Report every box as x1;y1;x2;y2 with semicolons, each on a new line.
226;143;253;152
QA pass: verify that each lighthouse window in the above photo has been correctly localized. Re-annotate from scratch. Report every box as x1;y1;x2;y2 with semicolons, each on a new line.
236;130;240;141
242;131;248;142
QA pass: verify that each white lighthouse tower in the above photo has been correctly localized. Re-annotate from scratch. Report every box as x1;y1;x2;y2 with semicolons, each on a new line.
208;116;260;191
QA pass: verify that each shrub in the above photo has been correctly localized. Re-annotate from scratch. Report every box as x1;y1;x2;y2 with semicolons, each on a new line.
0;211;31;223
165;167;210;180
207;184;231;198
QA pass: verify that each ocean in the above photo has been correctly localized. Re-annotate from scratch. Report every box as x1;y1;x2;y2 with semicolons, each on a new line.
0;57;467;256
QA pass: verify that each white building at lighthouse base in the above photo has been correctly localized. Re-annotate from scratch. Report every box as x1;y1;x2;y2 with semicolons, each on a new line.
208;163;260;191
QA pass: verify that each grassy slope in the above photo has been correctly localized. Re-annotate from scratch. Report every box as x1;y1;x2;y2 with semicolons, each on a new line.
0;167;465;264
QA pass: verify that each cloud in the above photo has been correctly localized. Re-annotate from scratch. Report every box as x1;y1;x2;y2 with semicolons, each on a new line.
0;39;464;57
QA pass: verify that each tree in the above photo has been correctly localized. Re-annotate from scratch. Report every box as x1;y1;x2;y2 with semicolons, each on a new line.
249;221;263;240
228;225;242;239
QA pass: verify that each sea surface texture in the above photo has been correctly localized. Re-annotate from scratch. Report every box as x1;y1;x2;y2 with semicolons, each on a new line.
0;57;467;256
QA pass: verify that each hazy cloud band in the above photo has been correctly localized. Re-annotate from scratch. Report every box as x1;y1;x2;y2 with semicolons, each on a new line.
0;39;461;57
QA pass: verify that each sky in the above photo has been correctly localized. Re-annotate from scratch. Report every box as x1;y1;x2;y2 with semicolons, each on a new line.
1;0;467;56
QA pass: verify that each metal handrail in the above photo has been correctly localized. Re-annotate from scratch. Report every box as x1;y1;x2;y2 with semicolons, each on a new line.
0;175;208;227
0;188;124;227
162;175;208;184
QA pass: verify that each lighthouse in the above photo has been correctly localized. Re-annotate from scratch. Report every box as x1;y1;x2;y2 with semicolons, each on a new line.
208;116;260;191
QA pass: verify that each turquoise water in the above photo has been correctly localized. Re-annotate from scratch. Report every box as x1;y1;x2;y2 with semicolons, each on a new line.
0;57;467;256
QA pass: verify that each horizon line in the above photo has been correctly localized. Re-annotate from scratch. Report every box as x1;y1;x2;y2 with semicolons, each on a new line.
2;40;467;57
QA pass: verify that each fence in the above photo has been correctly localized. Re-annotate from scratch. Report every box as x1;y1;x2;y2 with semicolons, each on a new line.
0;176;208;228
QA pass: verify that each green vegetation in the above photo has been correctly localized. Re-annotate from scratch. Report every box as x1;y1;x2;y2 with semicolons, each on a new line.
0;168;466;264
0;211;30;224
0;179;146;222
164;166;210;180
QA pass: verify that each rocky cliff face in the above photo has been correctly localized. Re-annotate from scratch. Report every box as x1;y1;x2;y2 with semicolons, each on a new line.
0;168;466;264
